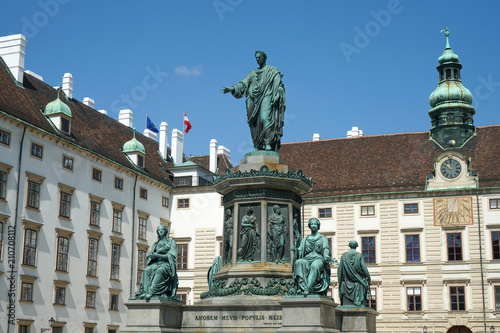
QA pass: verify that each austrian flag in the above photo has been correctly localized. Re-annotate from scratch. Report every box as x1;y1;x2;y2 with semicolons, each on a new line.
184;113;192;133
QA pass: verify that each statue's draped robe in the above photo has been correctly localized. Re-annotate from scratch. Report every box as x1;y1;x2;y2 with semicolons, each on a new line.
238;214;258;261
268;212;285;261
338;250;371;306
135;237;178;298
232;65;285;151
293;234;331;295
223;216;233;264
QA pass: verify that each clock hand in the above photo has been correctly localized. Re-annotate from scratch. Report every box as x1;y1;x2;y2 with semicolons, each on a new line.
446;164;452;170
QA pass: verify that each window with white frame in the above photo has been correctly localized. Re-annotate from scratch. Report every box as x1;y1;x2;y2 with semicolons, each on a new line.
30;142;43;159
23;229;37;266
361;205;375;216
0;129;10;146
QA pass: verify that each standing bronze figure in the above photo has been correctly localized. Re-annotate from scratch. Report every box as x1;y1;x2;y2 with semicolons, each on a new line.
222;50;286;152
338;240;371;307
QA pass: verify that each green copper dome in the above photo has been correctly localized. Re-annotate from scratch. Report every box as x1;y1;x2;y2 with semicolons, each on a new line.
44;89;72;118
122;130;145;154
429;81;473;107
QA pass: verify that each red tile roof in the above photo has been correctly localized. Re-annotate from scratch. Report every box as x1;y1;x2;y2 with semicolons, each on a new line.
279;127;500;198
186;154;233;175
0;58;174;187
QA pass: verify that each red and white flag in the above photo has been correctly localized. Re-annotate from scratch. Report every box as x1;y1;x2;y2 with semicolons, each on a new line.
184;112;192;133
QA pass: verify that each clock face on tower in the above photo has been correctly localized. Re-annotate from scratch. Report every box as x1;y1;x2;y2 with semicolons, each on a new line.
440;158;462;179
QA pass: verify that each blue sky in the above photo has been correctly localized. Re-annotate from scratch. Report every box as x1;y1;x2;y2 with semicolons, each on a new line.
2;1;500;163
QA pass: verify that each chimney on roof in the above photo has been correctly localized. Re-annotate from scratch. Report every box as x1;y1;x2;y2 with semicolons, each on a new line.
62;73;73;99
0;34;26;84
209;139;218;173
171;129;184;165
143;128;158;141
347;126;364;138
83;97;95;109
98;110;107;115
159;122;168;160
118;109;133;128
25;70;43;81
217;145;231;161
313;133;321;141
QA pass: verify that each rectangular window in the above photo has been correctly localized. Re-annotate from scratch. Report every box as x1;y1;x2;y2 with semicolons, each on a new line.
18;325;29;333
177;243;188;270
21;282;33;301
27;180;40;209
177;198;189;208
447;232;463;261
361;205;375;216
404;203;419;214
85;328;94;333
112;209;122;233
0;222;3;259
318;208;332;218
54;286;66;305
405;234;420;262
114;177;123;190
61;117;70;133
178;293;187;305
137;155;144;167
361;236;376;264
92;168;102;182
90;201;100;226
0;171;6;199
450;286;465;311
56;237;69;272
62;156;73;170
59;191;71;218
138;217;147;240
140;188;147;199
162;196;169;207
493;231;500;260
495;286;500;311
23;229;37;266
109;294;119;310
137;250;146;282
31;143;43;158
53;328;62;333
490;199;500;209
111;243;121;280
407;287;422;311
0;129;10;145
87;238;98;277
86;291;96;308
365;288;376;311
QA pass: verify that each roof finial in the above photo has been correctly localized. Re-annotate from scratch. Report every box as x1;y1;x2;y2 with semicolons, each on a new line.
440;27;450;49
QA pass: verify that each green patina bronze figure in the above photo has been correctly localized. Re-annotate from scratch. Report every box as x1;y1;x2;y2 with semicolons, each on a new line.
338;240;371;307
291;218;331;295
223;208;233;265
221;50;286;152
132;224;179;300
267;204;287;263
237;206;260;262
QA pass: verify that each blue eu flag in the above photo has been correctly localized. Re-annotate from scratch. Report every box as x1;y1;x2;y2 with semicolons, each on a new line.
146;116;159;133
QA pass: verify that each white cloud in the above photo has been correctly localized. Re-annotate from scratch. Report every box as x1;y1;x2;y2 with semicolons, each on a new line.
174;65;202;77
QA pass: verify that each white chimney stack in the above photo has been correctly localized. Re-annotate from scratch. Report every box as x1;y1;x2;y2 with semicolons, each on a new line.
98;110;107;115
171;129;184;165
83;97;95;109
159;122;168;160
118;109;133;128
209;139;218;173
347;126;364;138
217;145;231;161
0;34;26;84
62;73;73;99
25;70;43;81
143;129;158;141
313;133;321;141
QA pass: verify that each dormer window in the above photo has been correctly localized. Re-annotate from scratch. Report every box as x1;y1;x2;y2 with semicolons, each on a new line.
44;89;72;135
122;129;146;168
137;155;144;168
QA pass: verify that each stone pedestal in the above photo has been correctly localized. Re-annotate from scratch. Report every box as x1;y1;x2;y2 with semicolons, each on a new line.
182;295;283;333
122;299;183;333
277;296;340;333
335;307;377;333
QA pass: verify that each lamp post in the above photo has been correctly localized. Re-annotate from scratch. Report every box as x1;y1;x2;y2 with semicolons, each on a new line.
491;325;495;333
423;326;427;333
41;317;55;333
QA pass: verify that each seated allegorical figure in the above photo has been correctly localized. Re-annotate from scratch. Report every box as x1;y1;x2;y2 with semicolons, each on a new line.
132;224;178;300
291;217;332;295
